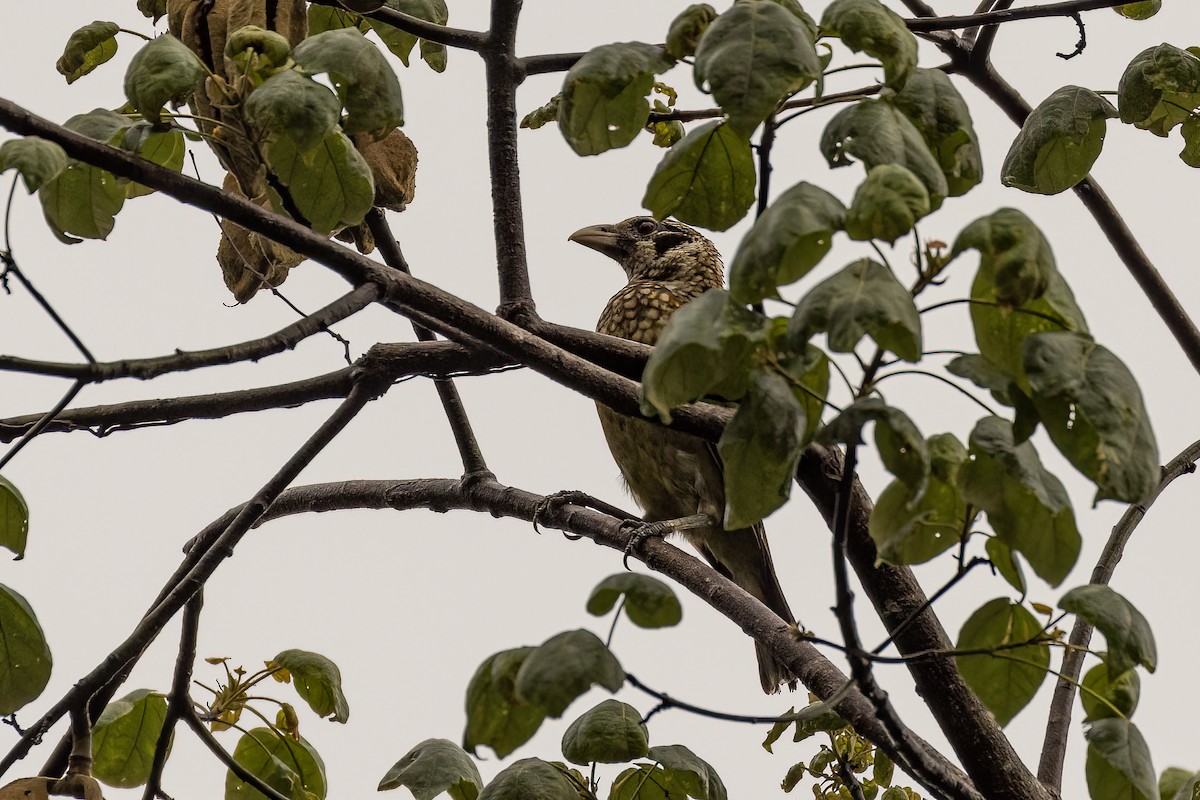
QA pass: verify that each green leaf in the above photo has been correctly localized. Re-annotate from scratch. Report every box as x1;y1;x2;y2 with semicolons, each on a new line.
819;398;928;496
666;4;718;60
268;649;349;723
1060;585;1157;678
844;163;929;245
56;21;120;84
1114;1;1160;19
641;289;766;421
0;476;29;558
225;727;327;800
245;70;341;156
889;68;983;196
728;181;846;304
1001;85;1117;195
120;124;186;198
869;434;968;565
820;99;947;209
1118;44;1200;136
693;0;820;135
0;584;51;714
1081;663;1140;722
561;700;648;766
515;630;624;718
586;573;682;629
477;759;581;800
1180;116;1200;167
1023;332;1158;504
225;26;293;70
1086;719;1157;800
123;34;207;123
138;0;168;23
959;417;1080;586
642;120;756;232
64;107;135;143
718;370;807;528
1157;768;1197;800
367;0;449;70
38;159;126;243
0;138;69;193
92;690;168;788
263;128;375;234
788;258;922;362
820;0;917;89
292;27;404;136
378;738;482;800
647;744;728;800
955;599;1049;727
777;343;830;444
420;38;447;72
463;647;546;759
309;5;366;35
558;43;675;156
952;207;1056;309
985;538;1027;595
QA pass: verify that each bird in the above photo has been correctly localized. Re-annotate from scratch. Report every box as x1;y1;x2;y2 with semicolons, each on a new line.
569;216;798;694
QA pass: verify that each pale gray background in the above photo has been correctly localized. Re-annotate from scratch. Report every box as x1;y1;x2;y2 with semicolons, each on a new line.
1;1;1197;797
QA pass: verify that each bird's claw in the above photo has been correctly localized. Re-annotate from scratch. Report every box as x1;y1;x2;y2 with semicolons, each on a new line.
533;490;591;537
620;519;671;570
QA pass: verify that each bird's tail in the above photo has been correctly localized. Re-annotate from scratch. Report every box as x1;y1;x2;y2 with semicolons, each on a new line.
756;642;799;695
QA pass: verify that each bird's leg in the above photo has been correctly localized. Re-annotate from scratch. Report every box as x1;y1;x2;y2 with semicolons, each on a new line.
621;514;715;569
532;490;642;537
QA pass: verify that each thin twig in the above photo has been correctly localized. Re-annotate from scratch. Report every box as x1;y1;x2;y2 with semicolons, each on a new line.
143;594;204;800
306;0;486;50
180;710;291;800
908;0;1132;32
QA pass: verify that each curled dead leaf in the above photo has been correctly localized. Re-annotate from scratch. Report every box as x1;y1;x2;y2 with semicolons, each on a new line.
217;173;305;302
353;130;418;212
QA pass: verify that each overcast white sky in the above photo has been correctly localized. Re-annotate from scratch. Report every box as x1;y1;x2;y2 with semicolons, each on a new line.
2;1;1199;798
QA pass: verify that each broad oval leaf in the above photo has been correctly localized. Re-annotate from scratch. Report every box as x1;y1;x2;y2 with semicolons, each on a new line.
292;27;404;137
889;68;982;196
1181;116;1200;167
378;738;482;800
244;70;341;156
1060;585;1157;678
268;649;349;723
778;342;830;444
123;34;207;123
1001;86;1117;195
820;99;947;209
693;0;819;135
92;690;168;788
666;4;717;60
225;727;326;800
1114;1;1160;18
477;759;581;800
718;370;807;528
121;124;187;198
0;138;68;194
818;398;928;496
56;21;120;84
515;630;625;718
561;700;648;765
263;129;375;234
1157;768;1198;800
38;159;125;243
1081;663;1140;722
788;258;922;362
820;0;917;89
729;180;846;304
1085;719;1157;800
844;163;929;245
869;435;968;565
959;417;1080;586
463;647;546;759
0;584;51;714
952;207;1055;309
366;0;449;71
559;42;675;156
1118;44;1200;136
642;120;756;231
64;107;134;144
647;745;728;800
586;573;682;629
955;599;1050;726
0;476;29;558
1023;332;1158;504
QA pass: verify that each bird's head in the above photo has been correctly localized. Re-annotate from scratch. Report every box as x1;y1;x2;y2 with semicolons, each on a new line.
569;216;724;288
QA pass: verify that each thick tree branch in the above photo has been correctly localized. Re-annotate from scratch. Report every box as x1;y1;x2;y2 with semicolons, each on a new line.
907;0;1132;31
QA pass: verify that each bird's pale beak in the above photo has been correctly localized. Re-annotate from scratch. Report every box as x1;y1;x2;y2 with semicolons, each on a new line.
569;224;625;262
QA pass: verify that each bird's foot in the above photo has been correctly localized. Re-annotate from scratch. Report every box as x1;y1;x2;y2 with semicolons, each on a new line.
620;514;713;569
533;491;641;539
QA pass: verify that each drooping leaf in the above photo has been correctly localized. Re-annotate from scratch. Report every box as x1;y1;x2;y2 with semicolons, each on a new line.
789;258;922;362
952;207;1055;309
476;759;581;800
818;398;928;495
718;370;808;528
666;4;718;60
777;343;830;444
225;727;327;800
418;37;446;72
268;649;349;723
123;34;207;123
820;0;917;89
641;289;767;421
245;70;341;156
120;124;186;198
377;738;482;800
1081;663;1140;722
92;690;169;788
63;107;134;144
1114;1;1160;19
463;647;546;758
558;43;675;156
0;585;51;714
367;0;449;71
1001;85;1117;194
728;181;845;304
869;434;968;565
138;0;168;23
889;68;983;196
308;4;365;35
1118;44;1200;136
646;745;728;800
56;21;120;84
693;0;820;135
1060;585;1157;678
263;129;374;233
1086;719;1157;800
1022;332;1158;504
292;27;404;137
0;477;28;559
1180;116;1200;167
38;160;126;243
985;538;1027;595
642;120;756;231
1157;768;1197;800
0;138;69;194
955;599;1050;726
561;700;648;765
959;417;1080;586
515;630;624;718
586;573;682;629
820;99;947;209
844;163;930;245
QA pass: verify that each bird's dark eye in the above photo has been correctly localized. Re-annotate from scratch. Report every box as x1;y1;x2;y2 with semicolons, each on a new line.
635;219;658;236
